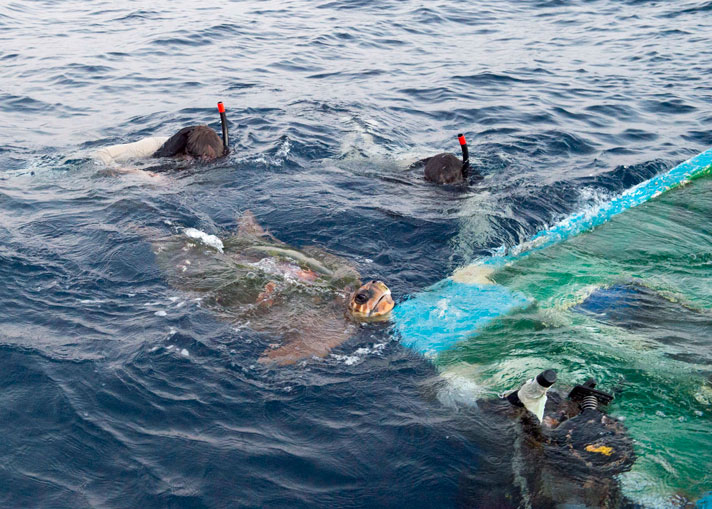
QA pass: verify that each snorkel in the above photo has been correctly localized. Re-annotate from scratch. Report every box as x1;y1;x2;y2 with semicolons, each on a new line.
458;133;469;179
217;101;229;155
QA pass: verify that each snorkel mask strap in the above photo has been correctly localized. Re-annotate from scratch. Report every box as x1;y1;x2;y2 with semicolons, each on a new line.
218;101;229;155
458;133;469;179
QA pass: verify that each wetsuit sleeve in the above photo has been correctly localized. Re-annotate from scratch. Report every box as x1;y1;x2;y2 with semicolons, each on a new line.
92;136;169;164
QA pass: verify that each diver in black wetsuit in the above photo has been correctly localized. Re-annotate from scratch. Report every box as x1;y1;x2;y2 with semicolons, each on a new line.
468;372;635;508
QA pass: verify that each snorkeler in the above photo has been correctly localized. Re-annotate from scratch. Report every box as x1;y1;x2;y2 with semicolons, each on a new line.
410;133;472;185
93;101;229;166
493;371;636;507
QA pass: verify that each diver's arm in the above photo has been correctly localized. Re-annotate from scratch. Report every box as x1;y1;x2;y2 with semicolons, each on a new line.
94;165;165;181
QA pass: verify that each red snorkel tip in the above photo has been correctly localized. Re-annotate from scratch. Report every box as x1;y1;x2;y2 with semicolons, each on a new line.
217;101;229;153
457;133;470;176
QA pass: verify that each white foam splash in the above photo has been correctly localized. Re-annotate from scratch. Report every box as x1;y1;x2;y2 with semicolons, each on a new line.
451;264;496;285
436;298;449;318
694;384;712;406
620;469;687;509
249;257;297;278
437;370;485;409
184;228;224;253
483;185;616;262
331;342;387;366
275;138;291;160
338;115;389;159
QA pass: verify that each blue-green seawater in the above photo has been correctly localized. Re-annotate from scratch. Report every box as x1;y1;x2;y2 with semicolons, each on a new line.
439;175;712;504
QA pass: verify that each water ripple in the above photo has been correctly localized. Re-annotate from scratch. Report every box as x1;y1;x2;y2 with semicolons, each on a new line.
1;0;711;507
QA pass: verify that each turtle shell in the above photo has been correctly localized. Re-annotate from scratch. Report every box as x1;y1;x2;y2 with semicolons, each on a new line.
151;217;371;364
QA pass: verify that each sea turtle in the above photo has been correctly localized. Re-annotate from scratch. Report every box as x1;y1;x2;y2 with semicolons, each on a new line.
151;211;394;365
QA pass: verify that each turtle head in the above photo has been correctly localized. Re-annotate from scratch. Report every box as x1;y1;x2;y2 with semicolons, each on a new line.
348;280;394;321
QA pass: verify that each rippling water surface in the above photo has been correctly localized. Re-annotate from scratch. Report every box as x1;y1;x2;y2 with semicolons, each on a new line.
1;1;711;507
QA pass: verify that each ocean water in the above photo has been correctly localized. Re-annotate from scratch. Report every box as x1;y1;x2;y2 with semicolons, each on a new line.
437;175;712;506
1;0;711;507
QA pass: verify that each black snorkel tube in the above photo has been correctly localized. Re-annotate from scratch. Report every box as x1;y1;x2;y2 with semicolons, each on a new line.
217;101;229;155
458;133;470;179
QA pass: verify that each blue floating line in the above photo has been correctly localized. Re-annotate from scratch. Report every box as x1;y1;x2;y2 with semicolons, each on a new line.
696;491;712;509
393;278;529;357
485;147;712;267
394;148;712;356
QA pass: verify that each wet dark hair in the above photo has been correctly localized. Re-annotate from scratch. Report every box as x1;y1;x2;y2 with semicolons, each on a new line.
423;153;467;184
410;134;473;185
153;125;226;161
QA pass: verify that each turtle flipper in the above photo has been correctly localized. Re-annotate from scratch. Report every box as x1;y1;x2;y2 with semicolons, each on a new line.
259;341;330;366
257;308;357;366
229;210;282;250
237;210;270;237
299;245;360;289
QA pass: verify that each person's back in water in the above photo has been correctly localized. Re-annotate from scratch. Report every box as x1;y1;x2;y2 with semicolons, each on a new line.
92;102;229;169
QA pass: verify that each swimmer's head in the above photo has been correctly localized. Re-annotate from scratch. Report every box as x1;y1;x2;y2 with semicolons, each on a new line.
424;153;467;184
153;125;226;161
348;280;394;320
185;125;224;161
423;133;471;185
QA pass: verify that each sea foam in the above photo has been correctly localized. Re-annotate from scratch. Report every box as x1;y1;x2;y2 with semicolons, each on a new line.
184;228;224;253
